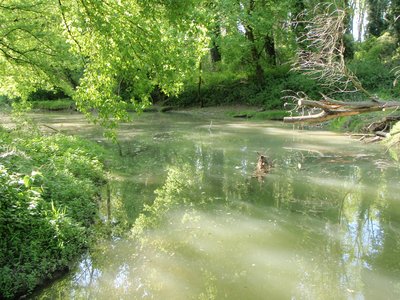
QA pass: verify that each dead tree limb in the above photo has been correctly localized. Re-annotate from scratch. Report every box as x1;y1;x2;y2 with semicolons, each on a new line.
41;124;60;132
284;4;400;124
284;98;400;123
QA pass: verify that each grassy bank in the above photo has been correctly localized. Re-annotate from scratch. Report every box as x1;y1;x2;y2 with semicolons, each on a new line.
0;125;106;299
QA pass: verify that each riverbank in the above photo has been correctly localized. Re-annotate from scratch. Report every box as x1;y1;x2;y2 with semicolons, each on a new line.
0;122;107;299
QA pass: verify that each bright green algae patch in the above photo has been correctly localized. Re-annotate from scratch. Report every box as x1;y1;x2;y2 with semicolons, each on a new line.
0;127;106;299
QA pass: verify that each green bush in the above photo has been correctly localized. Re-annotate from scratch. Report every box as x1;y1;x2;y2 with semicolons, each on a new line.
0;95;11;110
30;99;75;111
0;128;106;299
348;34;398;96
348;59;394;92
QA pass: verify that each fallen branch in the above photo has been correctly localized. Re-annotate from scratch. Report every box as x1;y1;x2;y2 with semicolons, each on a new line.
42;124;60;132
365;136;383;143
284;98;400;123
375;131;390;138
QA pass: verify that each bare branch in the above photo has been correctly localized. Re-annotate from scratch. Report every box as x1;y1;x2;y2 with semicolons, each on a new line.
284;99;400;123
282;2;399;124
293;3;372;97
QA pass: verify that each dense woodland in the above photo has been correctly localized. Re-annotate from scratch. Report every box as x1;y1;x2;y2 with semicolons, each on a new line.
1;0;400;298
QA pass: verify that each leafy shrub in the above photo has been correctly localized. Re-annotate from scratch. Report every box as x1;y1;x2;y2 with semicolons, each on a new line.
0;128;106;299
349;34;398;95
348;59;394;92
30;99;75;111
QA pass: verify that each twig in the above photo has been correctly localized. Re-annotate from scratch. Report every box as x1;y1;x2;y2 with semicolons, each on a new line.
42;124;60;132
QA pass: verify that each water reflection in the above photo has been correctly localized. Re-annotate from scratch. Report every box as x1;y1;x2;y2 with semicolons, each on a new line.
33;113;400;299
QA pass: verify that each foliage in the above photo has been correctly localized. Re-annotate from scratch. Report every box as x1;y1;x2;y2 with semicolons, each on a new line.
0;0;82;99
30;99;75;111
62;0;210;128
386;121;400;160
0;0;399;128
349;34;398;95
131;163;207;240
0;127;106;299
211;0;295;78
171;66;321;109
0;0;303;126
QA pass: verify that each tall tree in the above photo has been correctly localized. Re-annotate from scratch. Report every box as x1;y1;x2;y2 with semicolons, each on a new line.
389;0;400;43
243;0;265;84
367;0;390;37
213;0;293;85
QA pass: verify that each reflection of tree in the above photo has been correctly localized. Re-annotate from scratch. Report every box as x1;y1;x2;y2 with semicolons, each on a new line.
36;125;400;299
363;167;400;298
333;162;400;299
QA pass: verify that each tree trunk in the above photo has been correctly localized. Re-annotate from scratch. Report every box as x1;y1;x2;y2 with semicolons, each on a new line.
264;34;276;65
391;0;400;44
210;24;222;64
245;25;264;85
355;0;368;41
367;0;389;37
283;98;400;123
197;62;203;107
244;0;264;85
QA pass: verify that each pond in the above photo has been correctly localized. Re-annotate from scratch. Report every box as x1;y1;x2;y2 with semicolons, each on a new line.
31;111;400;299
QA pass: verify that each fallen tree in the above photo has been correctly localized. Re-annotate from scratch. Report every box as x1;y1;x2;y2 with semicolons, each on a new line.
282;4;400;126
284;96;400;123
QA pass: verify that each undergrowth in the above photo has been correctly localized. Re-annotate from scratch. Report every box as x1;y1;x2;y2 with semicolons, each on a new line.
169;67;321;109
30;98;75;111
0;125;106;299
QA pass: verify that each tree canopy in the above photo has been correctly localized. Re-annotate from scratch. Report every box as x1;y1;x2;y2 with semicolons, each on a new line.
1;0;399;127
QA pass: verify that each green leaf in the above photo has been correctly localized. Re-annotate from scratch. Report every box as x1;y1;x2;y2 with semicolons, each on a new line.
23;175;31;188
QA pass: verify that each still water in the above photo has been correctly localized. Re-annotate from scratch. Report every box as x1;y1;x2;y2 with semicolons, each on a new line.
33;112;400;299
